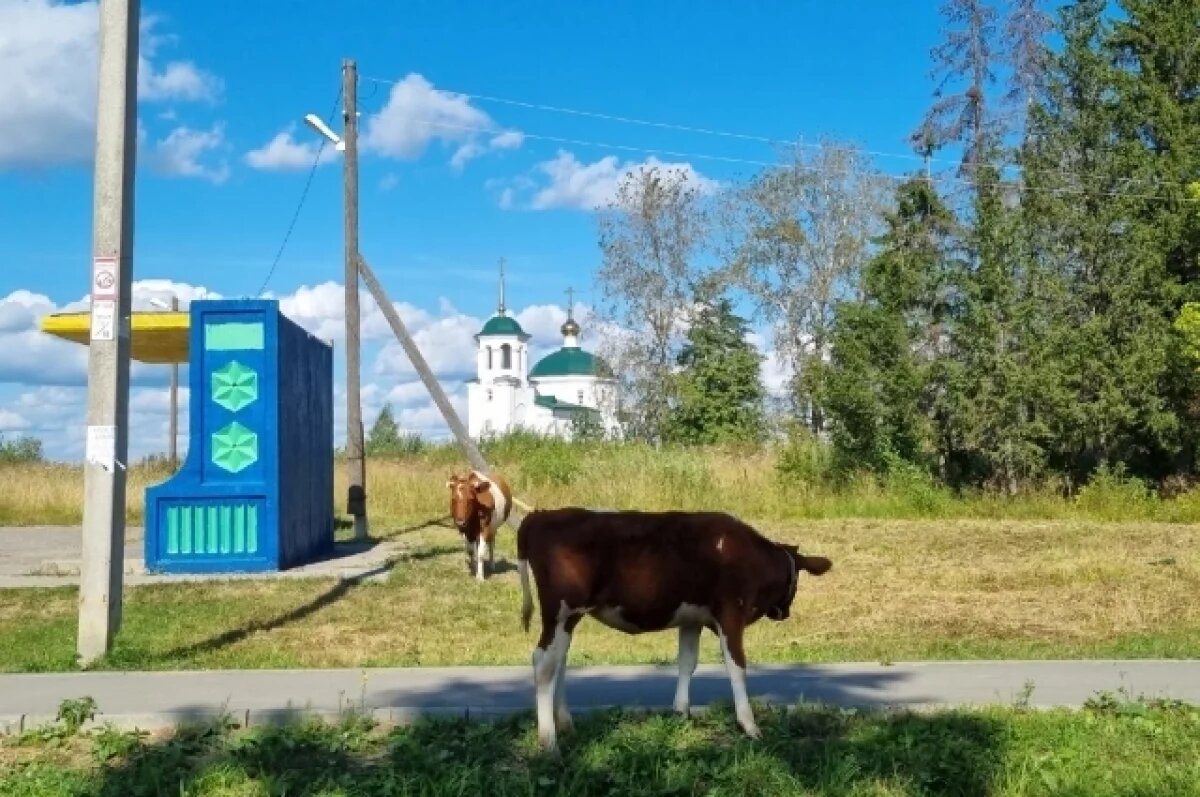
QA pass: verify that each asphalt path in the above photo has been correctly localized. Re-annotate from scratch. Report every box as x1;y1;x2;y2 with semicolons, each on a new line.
3;660;1197;733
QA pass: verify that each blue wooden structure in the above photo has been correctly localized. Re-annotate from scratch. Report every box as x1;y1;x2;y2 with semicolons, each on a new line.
145;299;334;573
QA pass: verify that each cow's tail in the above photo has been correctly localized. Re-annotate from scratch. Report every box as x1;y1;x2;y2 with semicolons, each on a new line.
519;558;533;633
517;511;534;632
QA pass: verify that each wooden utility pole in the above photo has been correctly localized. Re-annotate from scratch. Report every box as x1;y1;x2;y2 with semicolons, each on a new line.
168;296;179;467
78;0;139;665
343;59;368;541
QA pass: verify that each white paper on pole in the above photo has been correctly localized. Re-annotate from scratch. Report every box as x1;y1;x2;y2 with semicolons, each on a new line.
85;425;116;471
90;299;116;341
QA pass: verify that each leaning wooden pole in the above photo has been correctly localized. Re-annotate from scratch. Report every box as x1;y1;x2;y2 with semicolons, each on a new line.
356;254;531;526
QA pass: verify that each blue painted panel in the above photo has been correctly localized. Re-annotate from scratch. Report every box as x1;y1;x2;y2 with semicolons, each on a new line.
276;311;334;568
144;299;333;574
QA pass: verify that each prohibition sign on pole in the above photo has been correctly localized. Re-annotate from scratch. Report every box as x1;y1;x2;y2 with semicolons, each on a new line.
92;256;117;300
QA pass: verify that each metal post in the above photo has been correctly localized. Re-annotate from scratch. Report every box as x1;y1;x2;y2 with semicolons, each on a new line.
168;296;179;467
343;59;368;540
77;0;140;666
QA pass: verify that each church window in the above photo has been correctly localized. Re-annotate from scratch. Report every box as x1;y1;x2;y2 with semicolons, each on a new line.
577;390;584;404
501;344;512;369
486;389;493;401
487;347;493;369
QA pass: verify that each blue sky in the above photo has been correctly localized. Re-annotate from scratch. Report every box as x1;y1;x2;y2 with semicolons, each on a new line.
0;0;950;460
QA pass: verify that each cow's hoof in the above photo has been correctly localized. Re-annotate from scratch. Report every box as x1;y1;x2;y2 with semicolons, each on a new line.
537;731;559;754
555;712;575;735
673;702;690;717
741;723;762;740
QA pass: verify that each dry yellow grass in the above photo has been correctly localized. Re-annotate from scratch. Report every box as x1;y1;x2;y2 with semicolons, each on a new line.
1;517;1196;672
5;440;1200;528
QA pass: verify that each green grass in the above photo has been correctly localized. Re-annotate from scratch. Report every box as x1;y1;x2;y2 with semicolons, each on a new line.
1;519;1197;672
3;696;1200;796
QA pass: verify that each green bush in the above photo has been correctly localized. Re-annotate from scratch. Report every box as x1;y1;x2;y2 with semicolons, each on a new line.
881;451;951;516
1074;463;1156;521
774;424;833;486
0;434;43;465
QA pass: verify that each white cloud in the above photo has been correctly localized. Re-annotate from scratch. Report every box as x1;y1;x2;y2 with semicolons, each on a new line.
360;73;522;168
747;331;792;398
0;0;221;169
245;125;340;171
0;408;30;431
0;276;794;460
278;280;467;347
379;173;400;191
0;281;219;388
500;150;719;211
147;124;230;183
6;384;188;462
372;313;481;382
139;60;220;103
490;130;525;150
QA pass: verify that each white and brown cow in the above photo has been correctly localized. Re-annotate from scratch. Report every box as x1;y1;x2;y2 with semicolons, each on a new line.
516;507;832;751
447;469;513;580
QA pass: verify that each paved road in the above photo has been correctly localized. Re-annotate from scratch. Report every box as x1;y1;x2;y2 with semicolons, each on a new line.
0;526;410;588
3;660;1198;733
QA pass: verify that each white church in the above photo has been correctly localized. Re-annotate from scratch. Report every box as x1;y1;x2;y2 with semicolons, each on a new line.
466;270;621;440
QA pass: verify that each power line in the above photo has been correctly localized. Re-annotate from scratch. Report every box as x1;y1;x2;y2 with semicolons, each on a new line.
365;113;1198;205
359;73;1200;198
360;74;956;169
255;85;343;298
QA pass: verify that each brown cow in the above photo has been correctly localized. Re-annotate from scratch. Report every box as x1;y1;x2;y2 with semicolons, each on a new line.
447;469;513;580
516;507;832;751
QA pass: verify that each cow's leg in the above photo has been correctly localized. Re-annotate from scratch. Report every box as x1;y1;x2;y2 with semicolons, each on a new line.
553;619;577;734
674;624;701;716
532;608;576;751
715;615;759;739
463;536;475;575
475;536;487;580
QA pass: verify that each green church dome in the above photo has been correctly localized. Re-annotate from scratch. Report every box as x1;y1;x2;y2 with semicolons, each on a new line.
530;347;613;379
478;315;527;337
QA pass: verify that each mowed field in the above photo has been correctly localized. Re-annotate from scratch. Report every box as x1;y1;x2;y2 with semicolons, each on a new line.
1;516;1197;672
2;442;1199;671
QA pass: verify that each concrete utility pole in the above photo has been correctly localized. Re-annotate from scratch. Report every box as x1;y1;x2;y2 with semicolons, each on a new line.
78;0;140;666
342;59;368;541
168;296;179;467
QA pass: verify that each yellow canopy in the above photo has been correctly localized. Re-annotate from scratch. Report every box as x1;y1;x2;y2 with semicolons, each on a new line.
40;310;190;364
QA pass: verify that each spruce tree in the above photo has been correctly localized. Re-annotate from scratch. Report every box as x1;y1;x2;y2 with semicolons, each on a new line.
665;296;766;446
825;177;959;474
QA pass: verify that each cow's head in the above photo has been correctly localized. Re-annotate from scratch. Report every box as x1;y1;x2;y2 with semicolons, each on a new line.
766;543;832;621
446;472;495;533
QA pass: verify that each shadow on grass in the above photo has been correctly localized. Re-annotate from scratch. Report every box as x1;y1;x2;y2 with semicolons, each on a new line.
376;516;455;539
144;559;401;664
70;702;1011;796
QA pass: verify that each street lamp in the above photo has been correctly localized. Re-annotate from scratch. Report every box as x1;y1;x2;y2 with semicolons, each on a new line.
303;113;345;151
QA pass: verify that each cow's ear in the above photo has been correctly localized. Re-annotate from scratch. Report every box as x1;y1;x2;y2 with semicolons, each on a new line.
474;479;492;493
800;555;832;576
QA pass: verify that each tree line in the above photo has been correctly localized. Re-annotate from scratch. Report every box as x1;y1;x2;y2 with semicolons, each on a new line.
592;0;1200;494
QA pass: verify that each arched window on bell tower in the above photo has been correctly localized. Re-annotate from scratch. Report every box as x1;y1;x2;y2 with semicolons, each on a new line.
501;343;512;370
